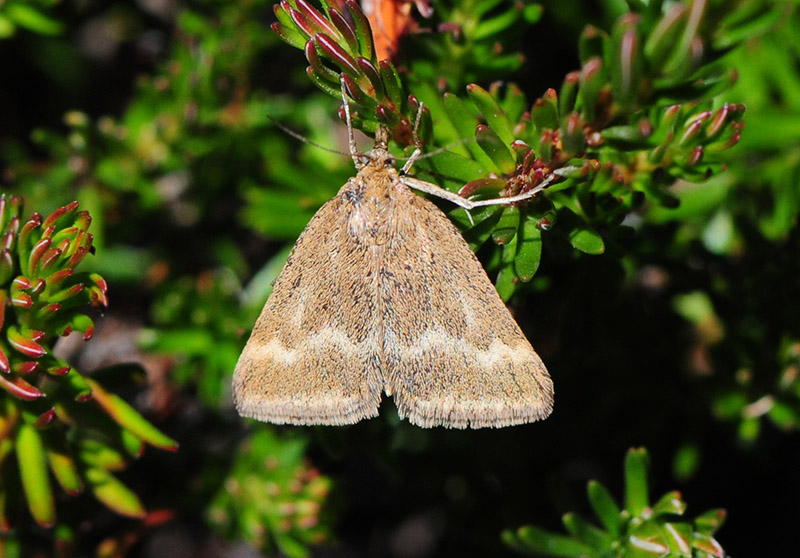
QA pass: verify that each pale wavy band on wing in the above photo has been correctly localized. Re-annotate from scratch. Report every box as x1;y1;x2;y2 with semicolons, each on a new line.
234;332;382;425
379;189;553;428
233;195;383;425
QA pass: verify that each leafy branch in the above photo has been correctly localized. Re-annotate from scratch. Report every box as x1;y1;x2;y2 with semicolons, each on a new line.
503;448;727;558
208;428;332;558
646;3;800;443
0;194;176;533
269;0;762;298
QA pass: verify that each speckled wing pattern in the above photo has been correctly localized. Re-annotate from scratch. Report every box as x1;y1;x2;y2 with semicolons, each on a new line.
380;185;553;428
233;182;383;425
233;159;553;428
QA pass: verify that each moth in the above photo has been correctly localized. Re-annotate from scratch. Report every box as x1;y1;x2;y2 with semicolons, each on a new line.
233;88;554;428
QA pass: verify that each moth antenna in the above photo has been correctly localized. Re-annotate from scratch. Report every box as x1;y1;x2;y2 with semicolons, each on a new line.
340;75;362;167
411;100;424;144
267;116;350;157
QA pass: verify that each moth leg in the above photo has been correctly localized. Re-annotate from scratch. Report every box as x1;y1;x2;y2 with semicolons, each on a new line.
400;176;475;209
400;174;555;211
401;102;425;175
466;176;556;207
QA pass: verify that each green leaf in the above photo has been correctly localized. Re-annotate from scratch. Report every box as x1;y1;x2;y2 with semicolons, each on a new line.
274;534;311;558
522;3;543;24
273;12;307;49
514;216;542;282
690;532;725;557
759;172;800;240
85;378;179;452
579;25;605;63
643;3;687;68
587;480;622;538
442;94;495;169
624;447;650;516
672;443;701;482
476;125;516;174
495;263;518;302
498;83;528;125
711;391;747;419
78;437;128;471
241;186;321;240
714;6;783;50
492;206;520;245
467;84;515;146
559;72;580;116
43;431;83;496
562;512;611;549
344;0;374;61
672;291;719;329
0;15;15;38
85;467;146;518
738;417;761;442
579;58;604;122
379;61;403;108
569;224;605;255
610;22;644;107
627;533;669;556
532;89;559;130
694;509;726;536
601;123;651;146
55;398;145;457
306;66;344;99
509;525;595;557
4;3;63;35
56;368;92;401
560;113;586;156
472;3;523;40
141;328;216;355
651;491;686;517
456;206;504;248
16;424;55;528
417;150;486;185
661;522;693;556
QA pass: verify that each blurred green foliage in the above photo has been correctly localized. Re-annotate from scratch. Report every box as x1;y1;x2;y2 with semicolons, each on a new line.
643;4;800;444
209;428;332;557
0;194;177;538
273;0;749;299
0;0;798;556
0;0;63;38
503;448;726;557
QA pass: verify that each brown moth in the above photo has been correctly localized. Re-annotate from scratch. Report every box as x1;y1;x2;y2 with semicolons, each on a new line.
233;120;554;428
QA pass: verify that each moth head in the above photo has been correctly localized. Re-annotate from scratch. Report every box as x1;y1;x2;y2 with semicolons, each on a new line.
357;125;394;170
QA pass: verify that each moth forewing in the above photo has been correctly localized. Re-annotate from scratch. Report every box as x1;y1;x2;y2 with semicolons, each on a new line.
232;186;384;425
377;183;553;428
